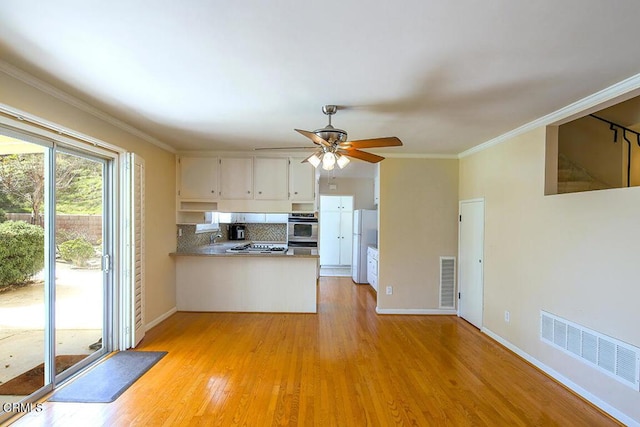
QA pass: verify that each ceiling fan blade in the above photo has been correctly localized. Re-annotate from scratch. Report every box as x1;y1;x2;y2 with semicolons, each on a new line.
339;136;402;149
340;149;385;163
294;129;331;147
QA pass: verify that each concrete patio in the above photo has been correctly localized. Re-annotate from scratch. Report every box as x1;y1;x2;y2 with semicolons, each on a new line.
0;262;102;397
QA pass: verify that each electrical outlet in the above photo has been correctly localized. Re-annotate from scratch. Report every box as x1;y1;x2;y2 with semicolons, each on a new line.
504;310;510;323
178;228;183;237
386;286;393;295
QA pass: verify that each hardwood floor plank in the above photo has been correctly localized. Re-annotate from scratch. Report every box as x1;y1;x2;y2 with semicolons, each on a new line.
7;277;621;426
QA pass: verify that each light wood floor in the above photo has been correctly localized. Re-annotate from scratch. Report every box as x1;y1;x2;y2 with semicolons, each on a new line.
10;277;618;426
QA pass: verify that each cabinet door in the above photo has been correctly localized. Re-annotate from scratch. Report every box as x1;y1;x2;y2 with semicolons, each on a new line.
320;195;342;212
289;159;315;201
339;210;353;265
179;157;218;199
254;157;288;200
220;157;253;199
374;175;380;206
368;248;378;291
319;210;341;265
340;196;354;212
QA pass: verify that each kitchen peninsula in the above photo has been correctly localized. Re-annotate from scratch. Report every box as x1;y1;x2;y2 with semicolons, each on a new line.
171;242;319;313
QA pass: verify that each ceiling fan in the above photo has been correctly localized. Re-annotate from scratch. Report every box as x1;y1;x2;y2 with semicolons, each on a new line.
259;105;402;170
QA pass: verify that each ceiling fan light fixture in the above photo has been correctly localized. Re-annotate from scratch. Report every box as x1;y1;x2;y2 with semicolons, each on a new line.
322;151;336;170
308;152;322;168
292;104;403;169
336;153;350;169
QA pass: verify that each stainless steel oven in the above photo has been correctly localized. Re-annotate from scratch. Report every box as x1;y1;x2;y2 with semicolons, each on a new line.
287;214;318;247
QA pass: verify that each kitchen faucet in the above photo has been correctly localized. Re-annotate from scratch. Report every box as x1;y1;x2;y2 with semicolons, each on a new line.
210;232;222;244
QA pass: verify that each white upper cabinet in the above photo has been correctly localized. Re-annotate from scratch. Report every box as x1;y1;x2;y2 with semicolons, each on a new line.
321;195;353;212
176;154;317;220
178;156;218;199
220;157;253;199
289;158;315;201
254;157;288;200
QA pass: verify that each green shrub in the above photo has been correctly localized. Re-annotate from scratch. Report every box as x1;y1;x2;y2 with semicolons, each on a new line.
0;209;6;223
59;238;95;267
0;220;45;287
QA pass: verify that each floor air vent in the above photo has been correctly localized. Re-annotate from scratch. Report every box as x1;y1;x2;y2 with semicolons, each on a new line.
541;311;640;390
439;257;456;309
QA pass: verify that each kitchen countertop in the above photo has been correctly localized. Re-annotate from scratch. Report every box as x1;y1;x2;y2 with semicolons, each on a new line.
170;242;318;258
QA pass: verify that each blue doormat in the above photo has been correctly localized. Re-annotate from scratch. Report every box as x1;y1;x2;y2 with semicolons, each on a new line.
49;351;167;403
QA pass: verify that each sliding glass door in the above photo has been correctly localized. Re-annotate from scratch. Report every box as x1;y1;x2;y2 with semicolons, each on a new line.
54;150;110;382
0;129;113;418
0;138;47;404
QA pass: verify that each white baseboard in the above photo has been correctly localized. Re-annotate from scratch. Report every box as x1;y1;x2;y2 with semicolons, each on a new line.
482;327;639;427
145;307;177;331
375;307;457;315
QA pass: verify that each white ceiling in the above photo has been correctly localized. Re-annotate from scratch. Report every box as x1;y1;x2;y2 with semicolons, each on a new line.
2;1;640;158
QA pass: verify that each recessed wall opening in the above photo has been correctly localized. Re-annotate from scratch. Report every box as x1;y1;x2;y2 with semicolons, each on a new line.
545;94;640;195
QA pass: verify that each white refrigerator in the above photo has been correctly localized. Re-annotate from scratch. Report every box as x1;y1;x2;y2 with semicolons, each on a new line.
351;209;378;283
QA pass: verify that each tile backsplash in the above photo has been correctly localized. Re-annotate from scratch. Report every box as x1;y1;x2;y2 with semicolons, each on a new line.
177;223;287;250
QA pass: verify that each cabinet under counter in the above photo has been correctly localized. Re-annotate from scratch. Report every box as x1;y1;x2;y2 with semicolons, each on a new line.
172;251;318;313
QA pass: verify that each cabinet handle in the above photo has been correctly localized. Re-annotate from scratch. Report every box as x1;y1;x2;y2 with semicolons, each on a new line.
258;191;262;194
294;191;298;194
247;191;251;194
211;190;215;193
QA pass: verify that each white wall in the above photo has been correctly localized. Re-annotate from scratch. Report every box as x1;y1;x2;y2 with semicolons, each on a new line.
459;127;640;423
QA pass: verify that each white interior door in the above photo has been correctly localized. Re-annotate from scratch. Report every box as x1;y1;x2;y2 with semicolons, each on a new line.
458;199;484;329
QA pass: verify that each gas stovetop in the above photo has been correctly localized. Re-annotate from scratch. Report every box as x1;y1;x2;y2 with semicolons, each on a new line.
226;243;288;254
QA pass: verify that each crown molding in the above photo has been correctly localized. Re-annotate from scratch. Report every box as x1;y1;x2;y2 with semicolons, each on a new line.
383;152;458;160
458;72;640;159
0;60;176;153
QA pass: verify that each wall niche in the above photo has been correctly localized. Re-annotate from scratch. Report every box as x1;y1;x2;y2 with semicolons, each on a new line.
545;94;640;195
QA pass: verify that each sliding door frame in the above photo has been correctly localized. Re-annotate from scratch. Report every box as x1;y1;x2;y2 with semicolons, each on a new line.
52;146;115;385
0;109;130;420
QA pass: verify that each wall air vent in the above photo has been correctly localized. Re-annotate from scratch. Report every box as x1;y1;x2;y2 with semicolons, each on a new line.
540;311;640;391
439;257;456;309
